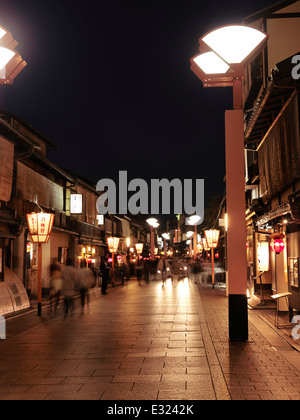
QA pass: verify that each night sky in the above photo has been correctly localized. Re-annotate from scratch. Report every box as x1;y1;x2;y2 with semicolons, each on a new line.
0;0;277;213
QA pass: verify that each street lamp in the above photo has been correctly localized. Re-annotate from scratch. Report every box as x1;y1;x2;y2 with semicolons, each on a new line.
190;24;268;341
107;237;120;287
27;211;55;316
147;218;159;261
188;215;201;260
204;229;220;289
0;24;26;85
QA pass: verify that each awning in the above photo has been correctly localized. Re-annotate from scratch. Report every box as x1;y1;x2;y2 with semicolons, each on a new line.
255;202;291;227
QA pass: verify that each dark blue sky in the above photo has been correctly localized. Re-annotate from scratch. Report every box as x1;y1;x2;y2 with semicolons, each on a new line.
0;0;278;206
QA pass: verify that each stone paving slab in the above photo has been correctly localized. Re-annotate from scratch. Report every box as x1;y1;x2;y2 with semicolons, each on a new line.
0;278;300;400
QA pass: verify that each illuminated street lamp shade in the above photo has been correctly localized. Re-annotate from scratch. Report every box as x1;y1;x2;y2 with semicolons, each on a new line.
107;237;120;253
201;25;268;64
204;230;220;249
0;24;26;84
188;215;201;225
147;218;159;227
27;212;55;243
135;243;144;254
270;233;285;255
191;25;268;88
0;47;15;70
193;51;230;75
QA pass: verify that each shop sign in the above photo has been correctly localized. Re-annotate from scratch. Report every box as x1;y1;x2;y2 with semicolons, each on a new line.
70;194;83;214
257;242;269;272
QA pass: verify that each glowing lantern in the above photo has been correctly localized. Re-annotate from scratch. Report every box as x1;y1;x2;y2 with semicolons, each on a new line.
204;229;220;289
135;243;144;254
26;211;54;316
270;233;285;254
107;237;120;287
27;212;54;243
204;229;220;249
107;237;120;253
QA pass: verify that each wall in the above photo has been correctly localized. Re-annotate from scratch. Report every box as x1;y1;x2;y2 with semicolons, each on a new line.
16;161;64;211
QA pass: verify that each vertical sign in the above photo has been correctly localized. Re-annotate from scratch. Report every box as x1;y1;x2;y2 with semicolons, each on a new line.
70;194;83;214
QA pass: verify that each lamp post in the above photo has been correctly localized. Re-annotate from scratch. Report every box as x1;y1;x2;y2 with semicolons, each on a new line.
204;229;220;289
0;25;26;85
147;218;159;261
190;25;268;341
27;211;55;316
107;237;120;287
188;215;201;260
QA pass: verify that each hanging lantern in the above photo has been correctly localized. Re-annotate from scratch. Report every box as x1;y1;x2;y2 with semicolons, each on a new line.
27;212;54;243
270;233;285;254
107;237;120;253
215;252;219;259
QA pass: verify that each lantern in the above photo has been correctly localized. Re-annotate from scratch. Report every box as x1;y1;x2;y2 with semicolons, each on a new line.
26;211;54;316
204;229;220;249
135;243;144;254
27;212;54;243
107;237;120;287
197;243;203;254
270;233;285;255
107;237;120;253
204;229;220;289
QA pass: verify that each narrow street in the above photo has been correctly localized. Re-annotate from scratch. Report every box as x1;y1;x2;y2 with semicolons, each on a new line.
1;277;300;401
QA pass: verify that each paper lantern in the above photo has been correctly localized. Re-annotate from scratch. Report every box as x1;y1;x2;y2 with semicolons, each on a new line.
270;233;285;255
135;243;144;254
204;230;220;249
107;237;120;253
27;212;54;243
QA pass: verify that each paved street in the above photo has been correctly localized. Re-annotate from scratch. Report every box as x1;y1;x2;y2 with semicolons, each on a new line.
1;277;300;400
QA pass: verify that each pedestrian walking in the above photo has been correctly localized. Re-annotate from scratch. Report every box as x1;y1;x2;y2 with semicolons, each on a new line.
171;258;181;284
100;257;110;295
77;261;93;313
49;258;62;313
136;260;143;285
61;258;76;316
120;261;127;285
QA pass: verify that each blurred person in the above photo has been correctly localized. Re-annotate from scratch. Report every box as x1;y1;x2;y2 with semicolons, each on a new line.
136;260;143;285
171;258;181;284
119;261;127;285
61;258;77;316
77;260;93;313
49;258;62;313
100;257;110;295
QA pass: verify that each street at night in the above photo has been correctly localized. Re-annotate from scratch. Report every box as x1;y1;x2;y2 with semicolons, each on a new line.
1;277;300;401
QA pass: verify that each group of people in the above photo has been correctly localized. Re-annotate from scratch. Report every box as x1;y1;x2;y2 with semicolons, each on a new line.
49;258;94;315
